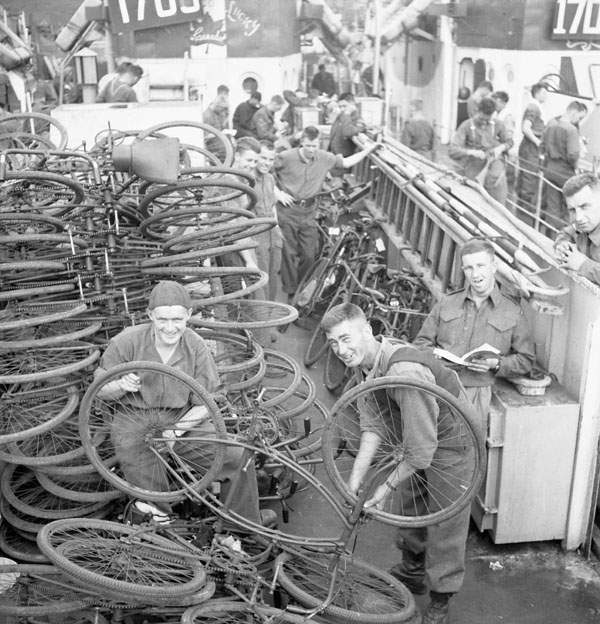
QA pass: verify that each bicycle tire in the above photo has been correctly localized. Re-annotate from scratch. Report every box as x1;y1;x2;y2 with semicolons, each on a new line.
321;376;486;527
274;551;415;624
0;131;56;154
1;465;109;520
265;373;317;420
79;361;227;504
140;204;255;240
162;217;276;254
0;112;68;150
192;300;298;329
0;282;76;303
140;239;258;268
34;469;124;504
0;320;102;349
0;522;48;563
182;600;331;624
195;328;264;374
303;323;328;368
0;498;59;535
0;417;88;467
2;170;84;211
259;349;303;405
257;394;327;460
0;212;66;234
0;562;91;616
142;266;268;307
292;257;329;316
0;382;79;444
0;302;88;330
139;181;256;224
37;518;207;602
0;344;100;383
222;354;267;393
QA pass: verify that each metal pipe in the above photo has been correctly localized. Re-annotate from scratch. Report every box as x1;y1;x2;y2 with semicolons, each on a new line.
373;0;381;96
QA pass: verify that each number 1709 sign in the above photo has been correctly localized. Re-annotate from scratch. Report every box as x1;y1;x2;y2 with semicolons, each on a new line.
107;0;204;33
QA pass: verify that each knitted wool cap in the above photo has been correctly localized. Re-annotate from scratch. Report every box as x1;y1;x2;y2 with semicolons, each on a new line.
148;281;192;309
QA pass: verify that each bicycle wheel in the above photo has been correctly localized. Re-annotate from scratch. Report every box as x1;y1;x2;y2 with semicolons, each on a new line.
291;257;329;316
0;382;79;444
0;212;66;234
182;600;331;624
0;562;91;616
162;217;276;254
0;464;109;520
0;416;88;467
0;112;69;150
140;204;255;240
0;343;100;384
1;171;84;212
0;522;48;563
274;551;415;624
37;518;207;602
195;328;264;374
139;180;256;223
0;232;89;261
0;320;102;349
79;361;227;504
192;300;298;329
303;323;328;368
34;469;124;504
321;376;485;527
141;266;268;307
0;302;88;331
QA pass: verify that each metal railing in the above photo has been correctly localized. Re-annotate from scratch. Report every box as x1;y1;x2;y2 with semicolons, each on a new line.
352;134;569;301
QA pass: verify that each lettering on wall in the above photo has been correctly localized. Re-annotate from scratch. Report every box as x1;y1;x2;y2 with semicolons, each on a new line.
190;0;226;46
226;0;261;37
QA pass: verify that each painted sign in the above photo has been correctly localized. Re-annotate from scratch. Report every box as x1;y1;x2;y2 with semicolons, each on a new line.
552;0;600;40
107;0;204;32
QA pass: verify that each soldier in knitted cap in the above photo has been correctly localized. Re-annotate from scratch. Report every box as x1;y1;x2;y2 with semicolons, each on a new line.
94;280;276;527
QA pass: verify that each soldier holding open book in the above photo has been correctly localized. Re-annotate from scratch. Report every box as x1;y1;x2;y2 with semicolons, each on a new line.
413;237;535;434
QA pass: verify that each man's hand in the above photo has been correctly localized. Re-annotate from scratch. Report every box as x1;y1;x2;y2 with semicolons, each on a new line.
555;242;587;271
348;475;361;496
490;144;506;159
364;482;393;510
275;188;295;207
117;373;141;393
468;149;487;160
466;358;498;373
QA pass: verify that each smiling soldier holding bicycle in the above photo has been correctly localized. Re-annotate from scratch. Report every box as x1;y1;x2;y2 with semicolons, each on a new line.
94;280;276;528
322;302;479;624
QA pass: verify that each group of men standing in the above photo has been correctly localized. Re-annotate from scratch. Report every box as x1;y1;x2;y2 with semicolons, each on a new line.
448;79;591;236
202;81;376;307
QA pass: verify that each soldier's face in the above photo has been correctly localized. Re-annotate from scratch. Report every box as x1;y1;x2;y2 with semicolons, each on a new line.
326;318;373;368
462;251;497;297
566;185;600;234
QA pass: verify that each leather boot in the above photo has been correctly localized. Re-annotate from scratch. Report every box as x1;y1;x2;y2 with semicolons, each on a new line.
422;591;452;624
388;549;426;595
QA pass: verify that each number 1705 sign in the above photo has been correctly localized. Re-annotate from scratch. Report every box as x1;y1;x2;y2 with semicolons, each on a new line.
107;0;203;33
552;0;600;39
